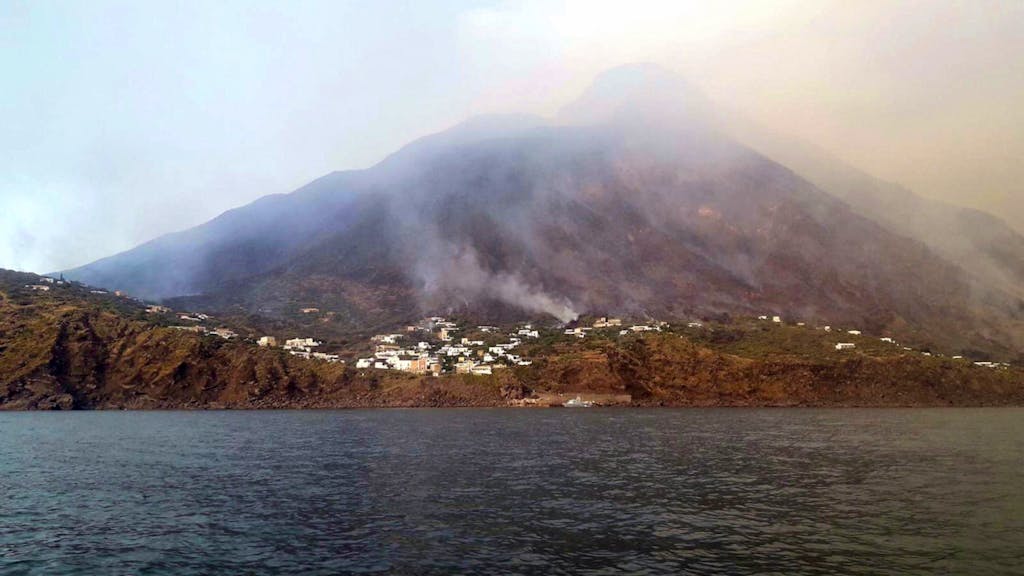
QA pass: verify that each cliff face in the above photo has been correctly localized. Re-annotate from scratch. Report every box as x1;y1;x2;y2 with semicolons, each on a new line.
2;270;1021;410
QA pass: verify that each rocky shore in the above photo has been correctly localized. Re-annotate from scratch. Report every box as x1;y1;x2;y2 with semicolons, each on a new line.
4;321;1022;410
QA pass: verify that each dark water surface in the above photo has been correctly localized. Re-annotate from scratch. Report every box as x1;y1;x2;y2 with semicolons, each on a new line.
1;409;1022;575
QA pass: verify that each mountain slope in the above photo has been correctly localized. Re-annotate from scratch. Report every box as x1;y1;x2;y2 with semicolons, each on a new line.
731;119;1024;303
62;171;367;300
63;65;1024;359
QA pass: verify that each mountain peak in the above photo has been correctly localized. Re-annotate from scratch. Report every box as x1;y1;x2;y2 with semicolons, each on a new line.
558;63;716;128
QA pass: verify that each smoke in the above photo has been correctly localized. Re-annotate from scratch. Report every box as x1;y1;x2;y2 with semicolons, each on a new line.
412;236;578;323
368;114;591;323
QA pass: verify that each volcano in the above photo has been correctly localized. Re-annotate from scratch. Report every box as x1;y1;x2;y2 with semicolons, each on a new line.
64;65;1024;359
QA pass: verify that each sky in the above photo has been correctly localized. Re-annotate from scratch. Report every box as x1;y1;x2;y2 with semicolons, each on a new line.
1;0;1021;273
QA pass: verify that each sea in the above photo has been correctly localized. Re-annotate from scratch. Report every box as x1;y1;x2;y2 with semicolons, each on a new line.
1;409;1022;575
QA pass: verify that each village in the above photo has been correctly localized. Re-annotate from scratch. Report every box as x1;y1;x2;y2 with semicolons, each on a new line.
249;315;680;376
16;274;1017;373
255;311;1014;374
255;316;540;375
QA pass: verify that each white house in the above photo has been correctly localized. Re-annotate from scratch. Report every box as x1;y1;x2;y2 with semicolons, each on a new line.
285;337;319;348
848;330;862;336
311;352;340;363
835;343;856;351
210;328;237;340
355;358;372;369
257;336;277;347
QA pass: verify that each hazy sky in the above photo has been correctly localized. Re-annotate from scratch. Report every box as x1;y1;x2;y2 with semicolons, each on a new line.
2;0;1021;273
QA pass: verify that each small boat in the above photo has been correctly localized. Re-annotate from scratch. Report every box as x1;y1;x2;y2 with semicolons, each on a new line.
563;396;594;408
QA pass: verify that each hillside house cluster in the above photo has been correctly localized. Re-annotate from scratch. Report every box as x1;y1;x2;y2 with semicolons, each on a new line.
974;361;1011;370
255;335;341;362
169;325;237;340
618;322;666;336
27;276;67;289
209;327;237;340
280;337;340;362
24;276;69;292
758;314;1004;365
557;318;667;339
355;317;535;376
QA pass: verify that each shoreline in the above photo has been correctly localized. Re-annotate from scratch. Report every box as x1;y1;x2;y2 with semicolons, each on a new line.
6;399;1024;411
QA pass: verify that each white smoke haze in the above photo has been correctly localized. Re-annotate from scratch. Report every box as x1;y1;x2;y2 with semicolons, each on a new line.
413;237;579;323
486;268;580;324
